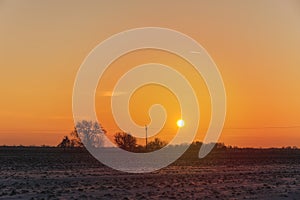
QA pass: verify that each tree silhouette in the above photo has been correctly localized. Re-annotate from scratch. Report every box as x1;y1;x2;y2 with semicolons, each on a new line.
147;138;167;151
75;120;106;148
69;128;83;147
114;132;137;151
57;136;71;150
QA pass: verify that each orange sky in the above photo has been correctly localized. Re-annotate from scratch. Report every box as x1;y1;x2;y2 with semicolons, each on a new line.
0;1;300;147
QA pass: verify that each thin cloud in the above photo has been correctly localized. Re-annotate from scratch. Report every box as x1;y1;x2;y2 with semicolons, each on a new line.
190;51;202;54
98;91;127;97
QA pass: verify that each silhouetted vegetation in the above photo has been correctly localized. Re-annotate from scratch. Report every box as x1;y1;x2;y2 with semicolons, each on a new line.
69;128;83;147
113;132;168;152
111;136;231;153
57;136;72;150
57;128;84;149
58;120;106;149
57;122;299;157
147;138;167;151
76;120;106;148
114;132;137;152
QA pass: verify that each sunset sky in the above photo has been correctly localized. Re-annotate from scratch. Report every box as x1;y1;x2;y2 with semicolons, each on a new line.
1;0;300;147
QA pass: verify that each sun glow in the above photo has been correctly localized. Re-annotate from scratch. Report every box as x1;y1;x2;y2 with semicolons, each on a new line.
177;119;185;127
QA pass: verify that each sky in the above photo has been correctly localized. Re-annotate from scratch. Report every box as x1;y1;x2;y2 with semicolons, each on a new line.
0;0;300;147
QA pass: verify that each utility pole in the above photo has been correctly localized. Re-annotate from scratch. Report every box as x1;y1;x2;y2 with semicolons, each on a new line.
145;125;148;150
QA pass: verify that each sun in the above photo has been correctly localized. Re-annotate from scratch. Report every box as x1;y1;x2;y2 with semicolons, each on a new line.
177;119;185;127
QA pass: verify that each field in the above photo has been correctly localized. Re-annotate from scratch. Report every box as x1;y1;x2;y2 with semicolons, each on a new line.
1;146;300;199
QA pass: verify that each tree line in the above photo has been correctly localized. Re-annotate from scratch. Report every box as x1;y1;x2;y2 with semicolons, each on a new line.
57;120;167;152
59;120;298;152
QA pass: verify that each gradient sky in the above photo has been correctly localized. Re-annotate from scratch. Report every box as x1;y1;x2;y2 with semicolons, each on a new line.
0;0;300;147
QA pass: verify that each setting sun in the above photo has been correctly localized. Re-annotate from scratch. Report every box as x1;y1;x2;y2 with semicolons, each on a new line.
177;119;185;127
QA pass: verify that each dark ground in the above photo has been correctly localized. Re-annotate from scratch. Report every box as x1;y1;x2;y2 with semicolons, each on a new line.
0;146;300;199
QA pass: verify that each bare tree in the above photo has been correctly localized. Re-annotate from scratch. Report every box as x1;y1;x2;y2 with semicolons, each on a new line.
70;128;83;147
114;132;137;151
75;120;106;148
